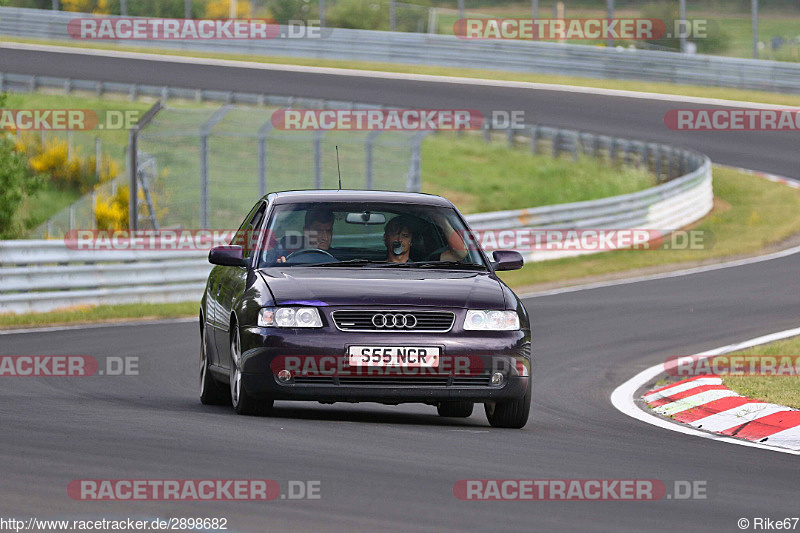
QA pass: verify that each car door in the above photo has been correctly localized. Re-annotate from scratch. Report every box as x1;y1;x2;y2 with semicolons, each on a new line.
215;201;268;370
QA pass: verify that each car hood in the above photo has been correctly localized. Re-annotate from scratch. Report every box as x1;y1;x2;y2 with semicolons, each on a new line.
258;267;505;309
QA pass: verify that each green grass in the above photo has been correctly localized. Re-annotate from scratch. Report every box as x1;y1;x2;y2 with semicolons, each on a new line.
3;35;800;107
497;166;800;289
6;92;657;230
723;336;800;409
0;302;199;329
421;132;654;214
16;182;82;231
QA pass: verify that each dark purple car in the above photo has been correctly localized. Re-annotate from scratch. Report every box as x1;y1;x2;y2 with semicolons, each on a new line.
200;190;531;428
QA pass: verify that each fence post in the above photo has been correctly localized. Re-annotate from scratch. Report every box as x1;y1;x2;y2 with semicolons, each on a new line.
129;101;164;231
257;121;272;197
365;130;381;190
95;137;102;177
406;132;425;192
552;131;560;158
313;130;323;189
530;126;538;154
197;105;231;228
67;131;73;160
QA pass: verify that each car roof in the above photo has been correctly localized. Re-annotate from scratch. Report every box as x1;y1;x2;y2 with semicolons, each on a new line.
266;189;453;207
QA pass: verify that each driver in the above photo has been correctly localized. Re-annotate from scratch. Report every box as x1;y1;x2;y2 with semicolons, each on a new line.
384;214;468;264
277;208;335;263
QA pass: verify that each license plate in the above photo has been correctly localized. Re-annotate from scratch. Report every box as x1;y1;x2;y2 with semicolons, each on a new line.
347;346;440;367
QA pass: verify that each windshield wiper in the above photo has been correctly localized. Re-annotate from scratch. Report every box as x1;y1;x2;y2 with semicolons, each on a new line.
293;259;391;267
385;261;487;270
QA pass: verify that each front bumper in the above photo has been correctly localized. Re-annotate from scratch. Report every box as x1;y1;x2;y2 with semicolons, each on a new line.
238;323;531;404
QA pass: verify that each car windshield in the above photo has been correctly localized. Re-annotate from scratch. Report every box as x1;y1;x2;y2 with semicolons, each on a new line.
257;202;487;269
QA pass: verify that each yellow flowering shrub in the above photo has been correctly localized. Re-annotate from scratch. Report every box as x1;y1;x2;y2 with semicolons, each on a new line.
205;0;252;19
94;185;130;231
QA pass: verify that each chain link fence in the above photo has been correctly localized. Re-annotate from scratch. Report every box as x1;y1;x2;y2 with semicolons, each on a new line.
135;104;424;230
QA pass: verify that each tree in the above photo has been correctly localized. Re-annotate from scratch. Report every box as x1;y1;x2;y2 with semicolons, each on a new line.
0;93;45;238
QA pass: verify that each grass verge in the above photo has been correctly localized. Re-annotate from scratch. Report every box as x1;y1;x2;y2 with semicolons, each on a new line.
723;336;800;409
3;35;800;107
421;132;653;213
0;302;198;329
497;166;800;289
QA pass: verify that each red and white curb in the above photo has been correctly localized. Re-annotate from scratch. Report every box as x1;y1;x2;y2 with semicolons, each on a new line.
643;375;800;450
611;326;800;456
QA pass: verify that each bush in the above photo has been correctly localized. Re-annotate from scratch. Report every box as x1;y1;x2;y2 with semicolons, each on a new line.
0;95;45;239
326;0;429;32
15;133;117;193
267;0;313;24
642;2;730;55
327;0;384;30
205;0;252;18
94;185;129;231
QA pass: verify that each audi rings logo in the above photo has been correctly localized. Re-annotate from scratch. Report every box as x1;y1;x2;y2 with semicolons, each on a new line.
371;313;418;329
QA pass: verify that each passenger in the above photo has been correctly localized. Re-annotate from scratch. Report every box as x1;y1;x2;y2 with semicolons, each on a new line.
384;214;468;263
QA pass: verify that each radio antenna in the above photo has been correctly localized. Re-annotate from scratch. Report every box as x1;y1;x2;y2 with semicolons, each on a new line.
336;145;342;190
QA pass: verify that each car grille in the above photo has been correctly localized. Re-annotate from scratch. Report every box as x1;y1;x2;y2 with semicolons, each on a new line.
331;310;455;332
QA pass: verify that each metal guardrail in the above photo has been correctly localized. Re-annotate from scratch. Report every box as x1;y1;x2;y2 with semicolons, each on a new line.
0;151;711;314
1;6;799;94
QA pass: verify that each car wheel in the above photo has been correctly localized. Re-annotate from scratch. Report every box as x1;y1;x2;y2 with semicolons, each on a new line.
437;401;474;418
229;320;273;416
200;318;230;406
484;378;531;429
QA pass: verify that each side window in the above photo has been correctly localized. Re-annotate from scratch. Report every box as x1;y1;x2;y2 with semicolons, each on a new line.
243;203;267;259
231;201;266;259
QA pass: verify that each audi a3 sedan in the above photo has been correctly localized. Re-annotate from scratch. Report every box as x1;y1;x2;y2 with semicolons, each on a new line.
199;190;531;428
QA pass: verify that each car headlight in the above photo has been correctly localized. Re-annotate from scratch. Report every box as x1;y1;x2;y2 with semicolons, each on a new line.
258;307;322;328
463;310;520;331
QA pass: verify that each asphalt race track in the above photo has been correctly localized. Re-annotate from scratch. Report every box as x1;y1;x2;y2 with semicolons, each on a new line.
1;45;799;532
0;45;798;181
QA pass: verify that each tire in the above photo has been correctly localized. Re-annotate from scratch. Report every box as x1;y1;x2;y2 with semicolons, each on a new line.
484;378;531;429
200;318;230;406
229;320;273;416
437;401;474;418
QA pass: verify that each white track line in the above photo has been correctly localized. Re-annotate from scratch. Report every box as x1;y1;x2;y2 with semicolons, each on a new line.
611;326;800;455
3;41;800;110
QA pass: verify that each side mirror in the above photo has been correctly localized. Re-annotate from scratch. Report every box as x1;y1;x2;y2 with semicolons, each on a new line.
209;245;247;267
491;250;524;271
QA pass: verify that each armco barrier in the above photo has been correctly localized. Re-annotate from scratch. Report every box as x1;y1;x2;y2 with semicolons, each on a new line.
1;6;799;94
0;154;712;314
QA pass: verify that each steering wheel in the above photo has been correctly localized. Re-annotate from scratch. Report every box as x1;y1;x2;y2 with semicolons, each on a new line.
284;248;337;264
423;245;451;261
